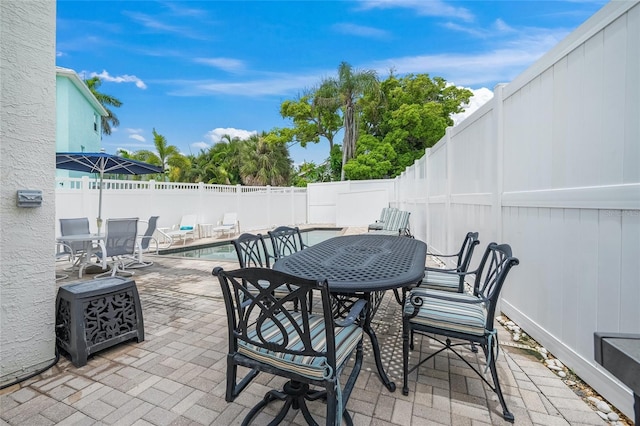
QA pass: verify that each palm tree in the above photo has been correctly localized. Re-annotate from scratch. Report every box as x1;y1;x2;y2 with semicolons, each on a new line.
320;62;379;180
240;133;292;186
135;129;188;181
85;76;122;135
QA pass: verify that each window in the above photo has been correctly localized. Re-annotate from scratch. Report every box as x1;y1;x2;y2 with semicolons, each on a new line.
94;114;99;133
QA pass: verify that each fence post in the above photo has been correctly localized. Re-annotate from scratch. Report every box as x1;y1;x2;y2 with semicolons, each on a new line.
425;147;431;246
444;127;453;254
290;186;295;225
266;185;272;227
493;83;507;243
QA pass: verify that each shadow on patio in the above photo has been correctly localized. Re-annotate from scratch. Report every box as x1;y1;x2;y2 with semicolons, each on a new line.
1;229;611;425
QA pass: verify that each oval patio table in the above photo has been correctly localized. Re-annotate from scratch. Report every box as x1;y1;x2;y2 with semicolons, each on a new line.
273;233;427;392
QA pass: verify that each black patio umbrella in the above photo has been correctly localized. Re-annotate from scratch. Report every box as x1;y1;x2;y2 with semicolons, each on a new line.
56;151;164;234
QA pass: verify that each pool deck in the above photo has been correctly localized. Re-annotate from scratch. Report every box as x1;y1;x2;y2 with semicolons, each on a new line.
0;227;617;425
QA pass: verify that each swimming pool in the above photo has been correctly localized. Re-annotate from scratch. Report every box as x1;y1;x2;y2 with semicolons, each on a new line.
159;228;343;260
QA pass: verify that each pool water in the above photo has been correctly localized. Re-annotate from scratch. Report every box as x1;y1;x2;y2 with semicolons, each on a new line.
161;229;342;260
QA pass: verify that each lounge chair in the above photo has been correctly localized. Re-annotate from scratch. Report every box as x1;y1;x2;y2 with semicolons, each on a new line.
165;214;197;245
368;207;396;231
370;209;412;236
212;212;239;237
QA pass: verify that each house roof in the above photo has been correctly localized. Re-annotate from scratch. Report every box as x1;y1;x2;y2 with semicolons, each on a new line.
56;67;108;117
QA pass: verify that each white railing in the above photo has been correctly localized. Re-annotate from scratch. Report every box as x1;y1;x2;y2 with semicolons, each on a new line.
55;177;308;235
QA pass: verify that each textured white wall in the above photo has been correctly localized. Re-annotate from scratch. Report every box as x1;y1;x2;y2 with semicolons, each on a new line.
0;1;57;384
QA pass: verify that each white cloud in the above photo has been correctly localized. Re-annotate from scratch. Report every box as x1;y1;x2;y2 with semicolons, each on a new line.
191;141;210;151
451;87;494;126
332;23;390;39
356;0;474;22
167;72;321;97
90;70;147;89
205;128;257;143
194;57;246;73
129;134;146;142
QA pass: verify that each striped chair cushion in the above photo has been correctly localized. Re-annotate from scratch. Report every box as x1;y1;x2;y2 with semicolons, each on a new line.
404;289;488;336
421;270;463;292
238;311;362;380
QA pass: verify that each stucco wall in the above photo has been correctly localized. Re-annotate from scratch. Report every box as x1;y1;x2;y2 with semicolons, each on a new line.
1;0;57;384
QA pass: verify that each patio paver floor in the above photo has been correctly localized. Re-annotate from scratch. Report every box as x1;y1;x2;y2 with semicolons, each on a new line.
1;228;608;425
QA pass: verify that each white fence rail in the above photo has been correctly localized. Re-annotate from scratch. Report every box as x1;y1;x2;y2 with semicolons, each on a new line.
55;177;308;235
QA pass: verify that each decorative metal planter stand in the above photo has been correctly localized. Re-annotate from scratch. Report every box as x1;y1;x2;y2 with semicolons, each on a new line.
55;277;144;367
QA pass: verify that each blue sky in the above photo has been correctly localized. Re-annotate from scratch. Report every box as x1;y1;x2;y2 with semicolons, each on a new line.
56;0;607;165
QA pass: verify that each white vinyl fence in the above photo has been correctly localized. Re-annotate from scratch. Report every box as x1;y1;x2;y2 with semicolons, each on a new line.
55;178;307;235
388;1;639;418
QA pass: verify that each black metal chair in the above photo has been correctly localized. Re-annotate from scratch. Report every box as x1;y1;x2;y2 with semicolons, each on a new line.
267;226;308;262
233;232;312;312
213;266;366;425
402;243;520;422
420;232;480;293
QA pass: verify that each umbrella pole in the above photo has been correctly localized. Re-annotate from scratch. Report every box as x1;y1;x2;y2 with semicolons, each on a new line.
97;169;104;234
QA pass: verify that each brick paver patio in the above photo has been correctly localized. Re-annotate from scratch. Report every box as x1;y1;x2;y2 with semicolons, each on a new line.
1;228;608;425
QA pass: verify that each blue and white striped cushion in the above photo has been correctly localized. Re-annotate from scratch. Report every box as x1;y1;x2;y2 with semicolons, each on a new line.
404;289;487;336
238;312;362;380
421;270;462;292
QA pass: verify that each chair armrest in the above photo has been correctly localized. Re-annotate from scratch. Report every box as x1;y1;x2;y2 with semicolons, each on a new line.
410;289;486;305
334;299;367;327
426;252;460;258
424;266;460;273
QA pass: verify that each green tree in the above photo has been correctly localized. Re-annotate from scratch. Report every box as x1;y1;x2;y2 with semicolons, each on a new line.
355;73;472;177
85;76;122;135
320;62;379;180
239;132;292;186
279;87;343;153
135;129;189;182
343;134;396;180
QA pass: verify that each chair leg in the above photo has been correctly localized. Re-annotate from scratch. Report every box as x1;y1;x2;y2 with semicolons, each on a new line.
483;344;514;422
402;319;411;395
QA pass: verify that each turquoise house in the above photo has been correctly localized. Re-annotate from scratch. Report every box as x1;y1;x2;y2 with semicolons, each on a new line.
56;67;108;177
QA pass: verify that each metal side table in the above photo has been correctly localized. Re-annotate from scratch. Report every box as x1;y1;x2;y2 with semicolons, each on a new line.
56;277;144;367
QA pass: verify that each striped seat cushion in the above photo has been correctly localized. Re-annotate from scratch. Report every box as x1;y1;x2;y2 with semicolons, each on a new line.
404;289;487;336
238;311;362;380
421;270;463;292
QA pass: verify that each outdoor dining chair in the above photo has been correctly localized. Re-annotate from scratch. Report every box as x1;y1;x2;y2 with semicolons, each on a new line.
267;225;309;262
232;232;311;312
213;266;366;425
402;242;519;422
59;217;92;268
95;218;139;278
419;231;480;293
367;206;395;231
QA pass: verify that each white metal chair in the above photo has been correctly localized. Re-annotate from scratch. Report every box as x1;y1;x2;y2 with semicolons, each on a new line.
125;216;160;268
95;218;139;278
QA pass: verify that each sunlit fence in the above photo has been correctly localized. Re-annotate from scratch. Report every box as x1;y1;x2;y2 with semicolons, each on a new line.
55;178;308;234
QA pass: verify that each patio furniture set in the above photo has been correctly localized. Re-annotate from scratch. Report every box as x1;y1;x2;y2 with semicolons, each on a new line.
54;208;521;425
212;218;520;425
